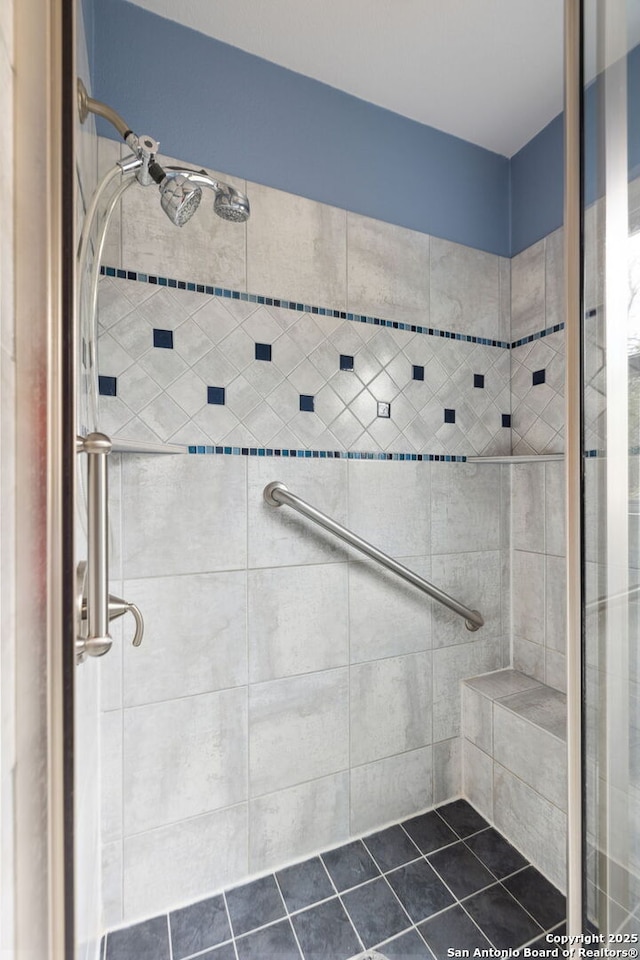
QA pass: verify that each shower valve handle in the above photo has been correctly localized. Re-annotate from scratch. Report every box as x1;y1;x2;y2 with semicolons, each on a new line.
106;594;145;648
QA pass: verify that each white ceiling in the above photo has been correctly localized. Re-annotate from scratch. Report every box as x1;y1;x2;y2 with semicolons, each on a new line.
127;0;639;158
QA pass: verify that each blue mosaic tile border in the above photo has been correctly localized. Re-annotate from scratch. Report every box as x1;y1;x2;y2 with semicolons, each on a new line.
100;265;511;348
511;323;565;348
187;445;467;461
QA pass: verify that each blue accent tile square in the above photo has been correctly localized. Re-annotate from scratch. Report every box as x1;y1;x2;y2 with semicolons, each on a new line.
321;840;380;892
474;373;485;388
292;898;361;960
413;365;425;381
502;414;511;428
153;328;174;349
98;375;117;397
207;386;226;405
363;825;421;872
342;877;411;948
300;394;315;412
339;354;354;371
386;859;454;923
532;368;546;385
444;408;455;424
255;342;272;361
225;875;285;938
276;857;334;913
169;894;230;959
106;916;170;960
235;919;300;960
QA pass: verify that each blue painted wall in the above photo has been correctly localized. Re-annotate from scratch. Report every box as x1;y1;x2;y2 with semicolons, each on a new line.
87;0;640;258
91;0;510;256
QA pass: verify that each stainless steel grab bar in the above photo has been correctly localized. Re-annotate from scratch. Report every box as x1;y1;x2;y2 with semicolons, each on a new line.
263;481;484;631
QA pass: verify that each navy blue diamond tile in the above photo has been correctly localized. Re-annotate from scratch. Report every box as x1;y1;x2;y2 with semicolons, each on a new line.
207;385;226;405
225;875;285;937
413;365;425;381
255;342;272;361
502;413;511;427
340;354;354;371
444;408;455;424
98;375;117;397
300;394;315;412
153;328;174;349
533;369;546;385
170;894;230;959
105;916;170;960
276;857;334;912
474;373;485;388
292;897;361;960
342;878;411;948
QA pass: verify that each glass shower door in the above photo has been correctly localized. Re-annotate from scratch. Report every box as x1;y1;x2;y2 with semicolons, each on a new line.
582;0;640;935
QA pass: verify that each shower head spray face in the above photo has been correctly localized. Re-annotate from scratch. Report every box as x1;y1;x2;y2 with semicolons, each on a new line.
213;183;251;222
159;173;202;227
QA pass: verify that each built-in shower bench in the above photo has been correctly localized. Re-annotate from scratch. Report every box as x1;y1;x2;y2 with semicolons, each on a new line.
461;669;567;893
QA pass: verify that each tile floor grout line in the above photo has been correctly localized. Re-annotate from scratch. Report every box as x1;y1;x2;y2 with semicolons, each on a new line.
271;871;305;960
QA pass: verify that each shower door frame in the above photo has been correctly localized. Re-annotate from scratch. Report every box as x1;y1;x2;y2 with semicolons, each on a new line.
11;0;76;954
564;0;585;941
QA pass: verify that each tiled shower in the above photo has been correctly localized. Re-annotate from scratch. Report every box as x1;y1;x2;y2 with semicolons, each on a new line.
83;124;571;948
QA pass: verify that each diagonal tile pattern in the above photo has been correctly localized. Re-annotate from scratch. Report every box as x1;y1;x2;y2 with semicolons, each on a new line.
104;800;566;960
97;276;512;456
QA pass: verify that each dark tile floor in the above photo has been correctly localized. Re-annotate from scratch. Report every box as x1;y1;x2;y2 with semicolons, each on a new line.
103;799;566;960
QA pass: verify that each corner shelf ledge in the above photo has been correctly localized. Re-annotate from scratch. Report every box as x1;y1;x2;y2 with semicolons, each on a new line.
467;454;564;463
110;437;188;455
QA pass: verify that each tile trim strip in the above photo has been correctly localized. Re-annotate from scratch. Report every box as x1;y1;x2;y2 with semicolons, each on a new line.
100;266;511;348
511;323;566;348
187;445;467;461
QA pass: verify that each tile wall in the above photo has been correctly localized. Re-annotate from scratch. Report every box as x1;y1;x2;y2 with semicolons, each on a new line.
91;139;521;925
91;137;569;928
510;228;565;456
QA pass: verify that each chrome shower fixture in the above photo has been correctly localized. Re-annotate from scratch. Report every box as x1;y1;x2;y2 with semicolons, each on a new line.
165;166;251;223
77;79;249;226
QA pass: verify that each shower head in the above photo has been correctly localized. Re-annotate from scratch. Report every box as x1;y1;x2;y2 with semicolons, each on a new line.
77;80;249;227
213;183;251;223
156;171;203;227
165;167;251;223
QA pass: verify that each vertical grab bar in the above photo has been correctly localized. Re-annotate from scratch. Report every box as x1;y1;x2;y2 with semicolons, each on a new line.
76;432;113;659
